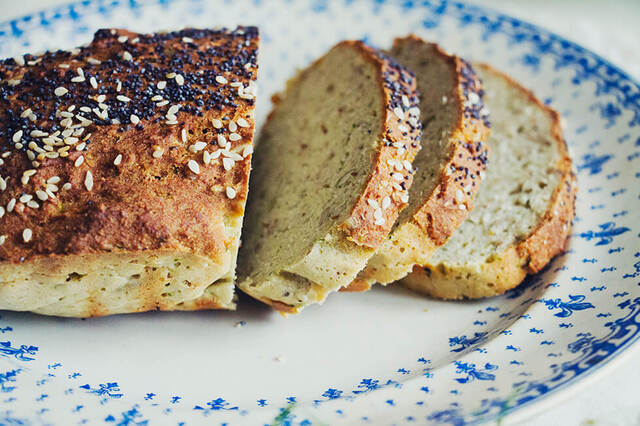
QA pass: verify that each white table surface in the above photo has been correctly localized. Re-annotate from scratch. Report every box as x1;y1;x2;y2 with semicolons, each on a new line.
2;1;640;425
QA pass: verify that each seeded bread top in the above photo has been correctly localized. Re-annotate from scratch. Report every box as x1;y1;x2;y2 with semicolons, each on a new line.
0;27;258;263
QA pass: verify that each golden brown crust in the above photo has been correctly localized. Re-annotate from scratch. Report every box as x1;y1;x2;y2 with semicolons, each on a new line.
336;41;422;249
402;64;576;300
342;37;490;291
0;27;258;264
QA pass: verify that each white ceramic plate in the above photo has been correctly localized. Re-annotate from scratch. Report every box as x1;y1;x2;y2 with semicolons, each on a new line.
0;1;639;424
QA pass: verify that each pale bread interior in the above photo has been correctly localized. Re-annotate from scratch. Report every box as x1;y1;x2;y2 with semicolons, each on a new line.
428;66;562;267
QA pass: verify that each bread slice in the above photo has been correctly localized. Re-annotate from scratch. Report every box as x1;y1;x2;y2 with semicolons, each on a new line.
342;36;490;291
401;64;576;299
0;27;259;317
237;41;422;313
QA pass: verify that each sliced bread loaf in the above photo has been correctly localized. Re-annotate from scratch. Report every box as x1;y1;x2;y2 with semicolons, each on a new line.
343;36;490;291
0;28;259;317
401;64;576;299
237;41;422;313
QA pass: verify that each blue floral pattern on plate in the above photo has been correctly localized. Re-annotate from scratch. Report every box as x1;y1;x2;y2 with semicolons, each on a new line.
0;0;639;424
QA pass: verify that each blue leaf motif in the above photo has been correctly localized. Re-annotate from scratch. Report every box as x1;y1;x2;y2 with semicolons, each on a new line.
0;341;38;361
453;361;498;384
80;382;123;399
579;222;630;246
576;153;612;175
448;332;488;352
540;294;595;317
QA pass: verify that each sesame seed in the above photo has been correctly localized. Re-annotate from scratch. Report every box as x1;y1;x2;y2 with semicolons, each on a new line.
20;109;32;118
226;186;236;199
229;133;241;141
468;92;480;105
166;72;176;79
71;76;85;83
367;199;379;209
0;177;6;191
27;200;39;208
62;183;72;190
84;171;93;191
96;94;106;103
12;130;23;143
216;75;228;84
455;189;464;202
393;106;405;120
74;155;84;167
408;107;420;117
35;190;48;201
400;193;409;203
76;143;86;152
54;87;68;97
228;121;237;132
402;95;410;108
152;147;164;158
212;119;223;129
167;104;181;116
19;194;32;203
118;35;128;43
189;141;207;153
182;37;194;43
242;145;253;158
222;157;234;171
0;235;5;245
237;118;250;128
156;100;169;107
64;136;79;145
202;151;212;165
130;114;140;125
381;196;391;210
113;154;123;165
90;77;98;89
157;81;167;90
7;79;21;87
23;169;36;177
122;51;133;61
7;198;16;212
459;204;467;210
165;120;178;125
374;216;385;226
392;173;404;182
117;95;131;103
58;63;70;69
175;74;185;86
87;57;101;65
151;95;163;102
187;160;200;174
14;55;25;66
403;160;412;171
217;134;226;145
181;129;188;143
22;228;32;243
210;150;222;160
116;81;122;92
